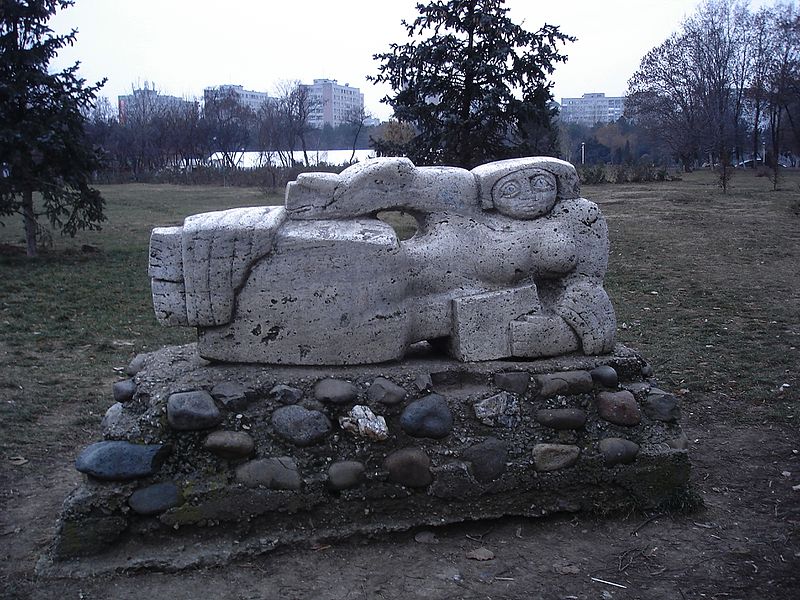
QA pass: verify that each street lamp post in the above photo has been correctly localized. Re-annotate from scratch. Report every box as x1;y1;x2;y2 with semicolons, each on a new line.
581;142;585;165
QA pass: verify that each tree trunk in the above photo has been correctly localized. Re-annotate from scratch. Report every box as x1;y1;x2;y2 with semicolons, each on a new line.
23;188;38;257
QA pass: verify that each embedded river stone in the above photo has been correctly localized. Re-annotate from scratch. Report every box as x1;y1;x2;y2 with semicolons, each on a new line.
493;371;529;394
462;437;508;482
400;394;454;438
590;365;618;388
125;353;147;376
75;441;170;481
536;371;593;398
535;408;587;430
327;461;366;490
128;482;181;516
112;379;136;403
271;405;331;446
235;457;301;489
367;377;407;405
384;447;433;487
269;384;303;405
339;405;389;441
314;378;358;404
532;443;581;471
473;391;520;427
595;390;641;426
599;438;640;465
203;430;255;459
210;381;249;411
643;392;681;422
167;390;222;430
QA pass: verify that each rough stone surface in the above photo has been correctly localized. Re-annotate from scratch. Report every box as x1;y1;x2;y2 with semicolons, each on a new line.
429;462;475;499
595;390;642;426
314;378;358;404
591;365;618;388
269;384;303;405
75;441;170;481
473;392;520;427
128;482;181;515
367;377;407;405
643;393;681;422
535;408;587;430
327;461;366;490
235;457;301;490
203;430;255;459
339;405;389;441
493;371;529;394
413;372;433;392
537;371;593;398
384;448;432;488
210;381;249;410
400;394;454;438
112;379;136;403
271;405;331;446
667;433;689;450
150;157;617;365
462;437;508;482
599;438;640;466
167;391;222;430
100;402;141;438
532;444;581;471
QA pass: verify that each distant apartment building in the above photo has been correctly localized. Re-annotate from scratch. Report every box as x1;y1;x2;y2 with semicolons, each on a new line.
203;84;271;112
560;93;625;126
301;79;364;128
117;87;195;124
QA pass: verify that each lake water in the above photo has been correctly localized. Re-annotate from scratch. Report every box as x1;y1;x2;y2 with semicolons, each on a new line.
209;149;377;169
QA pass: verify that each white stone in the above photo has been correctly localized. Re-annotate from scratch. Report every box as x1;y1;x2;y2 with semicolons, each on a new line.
149;157;617;365
339;405;389;441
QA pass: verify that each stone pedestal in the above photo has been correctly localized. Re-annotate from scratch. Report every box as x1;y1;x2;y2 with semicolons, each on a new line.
40;343;691;576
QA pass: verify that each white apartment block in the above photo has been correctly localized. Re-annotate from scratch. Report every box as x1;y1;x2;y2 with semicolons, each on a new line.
118;87;195;124
560;93;625;126
301;79;364;128
203;85;271;112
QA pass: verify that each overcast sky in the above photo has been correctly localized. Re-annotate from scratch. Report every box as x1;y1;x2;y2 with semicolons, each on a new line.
49;0;775;120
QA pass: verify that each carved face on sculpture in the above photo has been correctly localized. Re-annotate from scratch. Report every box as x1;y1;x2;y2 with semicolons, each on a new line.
491;169;557;219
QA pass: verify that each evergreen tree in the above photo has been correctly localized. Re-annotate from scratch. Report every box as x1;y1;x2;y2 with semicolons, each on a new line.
0;0;105;256
370;0;573;168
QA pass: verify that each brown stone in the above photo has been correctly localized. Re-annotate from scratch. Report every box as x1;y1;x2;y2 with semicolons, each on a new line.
384;447;432;487
535;408;587;430
536;371;593;398
532;443;581;471
595;390;641;426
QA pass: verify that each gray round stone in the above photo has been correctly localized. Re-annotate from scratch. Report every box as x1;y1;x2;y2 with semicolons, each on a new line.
125;353;147;376
75;441;170;481
462;437;508;482
203;430;255;459
112;379;136;403
599;438;639;466
327;461;366;490
595;390;641;426
167;391;222;430
367;377;407;405
641;364;654;377
590;365;618;388
494;371;529;394
384;447;432;487
128;482;181;516
210;381;249;411
314;378;358;404
643;393;681;422
532;443;581;471
271;405;331;446
235;457;301;489
400;394;453;439
535;408;587;430
269;384;303;405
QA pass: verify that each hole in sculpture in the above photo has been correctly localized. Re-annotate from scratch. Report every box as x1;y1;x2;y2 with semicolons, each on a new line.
376;210;419;241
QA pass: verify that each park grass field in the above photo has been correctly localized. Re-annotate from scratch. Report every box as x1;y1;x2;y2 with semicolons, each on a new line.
1;171;798;598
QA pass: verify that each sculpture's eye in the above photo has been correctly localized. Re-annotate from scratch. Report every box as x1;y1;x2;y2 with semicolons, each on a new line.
530;175;555;192
498;180;520;198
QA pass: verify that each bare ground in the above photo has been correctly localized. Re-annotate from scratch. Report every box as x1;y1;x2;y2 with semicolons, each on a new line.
1;173;798;599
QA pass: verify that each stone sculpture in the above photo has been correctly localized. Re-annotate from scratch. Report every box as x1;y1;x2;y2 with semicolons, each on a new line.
149;157;616;365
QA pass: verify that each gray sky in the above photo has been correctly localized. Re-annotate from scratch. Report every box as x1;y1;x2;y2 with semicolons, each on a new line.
49;0;773;120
